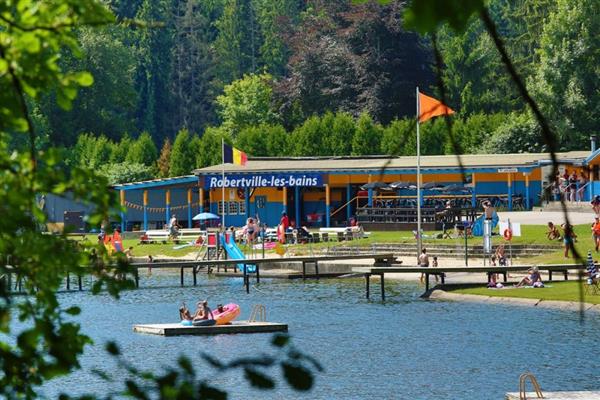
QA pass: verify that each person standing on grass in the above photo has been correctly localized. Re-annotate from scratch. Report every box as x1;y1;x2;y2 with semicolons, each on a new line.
592;217;600;252
418;248;429;284
562;223;577;258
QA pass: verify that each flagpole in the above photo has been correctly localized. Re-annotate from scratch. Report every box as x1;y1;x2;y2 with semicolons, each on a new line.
416;87;422;258
221;137;225;230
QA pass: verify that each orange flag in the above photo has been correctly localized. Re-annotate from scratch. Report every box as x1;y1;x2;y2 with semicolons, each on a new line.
418;92;455;123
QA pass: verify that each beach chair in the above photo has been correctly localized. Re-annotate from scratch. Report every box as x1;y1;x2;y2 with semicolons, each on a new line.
321;232;329;242
337;232;344;242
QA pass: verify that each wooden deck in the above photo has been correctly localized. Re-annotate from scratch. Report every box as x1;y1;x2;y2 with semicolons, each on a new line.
354;263;586;301
127;253;396;293
506;391;600;399
133;321;288;336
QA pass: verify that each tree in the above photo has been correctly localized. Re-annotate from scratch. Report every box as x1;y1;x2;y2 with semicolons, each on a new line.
326;112;355;156
529;0;600;149
290;115;327;156
197;126;230;168
126;131;158;167
157;137;172;177
98;162;155;184
252;0;299;76
213;0;260;85
72;134;115;168
42;26;138;145
480;112;546;154
169;128;199;176
135;0;175;143
352;113;382;155
110;133;133;163
216;73;279;136
236;123;289;156
171;0;217;134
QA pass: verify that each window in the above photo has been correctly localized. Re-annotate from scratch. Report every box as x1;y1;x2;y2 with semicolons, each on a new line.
238;200;246;215
229;201;239;215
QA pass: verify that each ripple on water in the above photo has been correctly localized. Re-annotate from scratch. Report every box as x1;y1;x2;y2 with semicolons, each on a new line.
41;275;600;399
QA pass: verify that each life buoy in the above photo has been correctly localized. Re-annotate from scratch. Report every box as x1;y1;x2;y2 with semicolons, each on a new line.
503;228;513;241
237;188;245;200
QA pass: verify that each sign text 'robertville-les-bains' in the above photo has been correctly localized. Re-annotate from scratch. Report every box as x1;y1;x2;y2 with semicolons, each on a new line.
204;173;324;188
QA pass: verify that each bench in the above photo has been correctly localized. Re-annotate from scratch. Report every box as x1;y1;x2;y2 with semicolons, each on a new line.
140;229;205;244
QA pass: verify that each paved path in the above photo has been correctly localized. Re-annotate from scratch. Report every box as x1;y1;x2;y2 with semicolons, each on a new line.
499;211;593;225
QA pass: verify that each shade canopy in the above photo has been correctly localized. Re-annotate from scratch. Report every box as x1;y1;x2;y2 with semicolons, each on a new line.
360;182;391;190
192;212;220;221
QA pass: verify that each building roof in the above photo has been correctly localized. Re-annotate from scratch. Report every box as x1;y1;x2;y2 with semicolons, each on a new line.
113;175;197;191
193;151;591;175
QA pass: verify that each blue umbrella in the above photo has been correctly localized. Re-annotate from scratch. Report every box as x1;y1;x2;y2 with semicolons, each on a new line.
192;212;220;221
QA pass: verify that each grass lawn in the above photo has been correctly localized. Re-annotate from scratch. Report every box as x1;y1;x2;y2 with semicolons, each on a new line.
451;280;600;304
72;223;593;261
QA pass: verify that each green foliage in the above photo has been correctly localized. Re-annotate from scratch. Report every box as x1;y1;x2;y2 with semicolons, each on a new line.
73;134;115;169
80;334;323;399
236;123;289;156
169;129;199;176
290;115;326;156
479;112;545;154
326;112;355;156
403;0;485;33
529;0;600;149
42;26;138;145
216;73;279;136
352;113;382;155
110;133;132;163
197;126;231;168
126;131;158;167
97;162;155;184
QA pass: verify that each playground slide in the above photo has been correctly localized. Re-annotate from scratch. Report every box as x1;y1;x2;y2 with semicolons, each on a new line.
471;212;499;237
219;234;256;273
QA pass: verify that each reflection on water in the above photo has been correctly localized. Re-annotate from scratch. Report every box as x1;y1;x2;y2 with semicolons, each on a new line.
44;273;600;399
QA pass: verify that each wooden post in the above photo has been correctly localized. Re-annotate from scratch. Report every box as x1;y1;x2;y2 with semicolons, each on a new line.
78;274;82;291
380;273;385;301
255;264;260;283
302;261;306;280
425;273;430;292
134;268;139;288
243;265;249;294
66;272;70;290
365;274;370;299
180;267;184;286
315;261;319;279
193;266;197;286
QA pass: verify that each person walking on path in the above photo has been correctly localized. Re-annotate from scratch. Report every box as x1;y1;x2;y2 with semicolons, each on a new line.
592;217;600;252
418;248;430;284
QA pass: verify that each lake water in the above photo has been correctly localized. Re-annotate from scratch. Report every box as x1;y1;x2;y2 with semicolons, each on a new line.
43;273;600;399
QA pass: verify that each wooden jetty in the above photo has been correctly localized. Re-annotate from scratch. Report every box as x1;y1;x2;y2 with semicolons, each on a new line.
133;321;288;336
128;253;396;293
506;391;600;399
354;263;585;301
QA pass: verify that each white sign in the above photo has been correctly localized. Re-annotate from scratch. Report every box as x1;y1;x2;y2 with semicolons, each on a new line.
499;221;521;237
498;168;518;173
